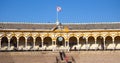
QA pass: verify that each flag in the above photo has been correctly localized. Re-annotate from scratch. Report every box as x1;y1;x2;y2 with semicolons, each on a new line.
57;6;61;12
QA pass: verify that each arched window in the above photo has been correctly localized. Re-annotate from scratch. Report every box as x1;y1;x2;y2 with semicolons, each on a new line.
27;36;33;47
69;36;77;47
43;37;52;46
1;36;8;47
19;36;25;47
35;37;42;47
10;36;17;48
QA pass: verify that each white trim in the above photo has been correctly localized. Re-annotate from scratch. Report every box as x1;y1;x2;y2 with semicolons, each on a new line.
0;22;55;25
0;21;120;25
62;22;120;25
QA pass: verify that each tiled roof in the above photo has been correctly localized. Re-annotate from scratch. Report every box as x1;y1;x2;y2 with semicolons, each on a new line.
0;22;120;30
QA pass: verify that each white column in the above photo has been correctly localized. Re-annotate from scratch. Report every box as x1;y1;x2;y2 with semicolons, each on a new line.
41;37;44;51
17;38;19;48
77;37;80;51
77;37;79;45
66;40;70;51
112;37;115;50
112;37;115;44
8;38;10;49
0;38;1;49
65;40;66;47
95;38;97;44
86;37;88;50
52;40;55;51
68;39;70;47
33;38;35;48
94;37;97;51
52;41;54;46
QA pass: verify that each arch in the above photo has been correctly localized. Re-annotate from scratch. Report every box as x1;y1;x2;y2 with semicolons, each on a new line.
1;36;8;48
105;36;112;47
56;36;65;46
35;37;42;47
114;36;120;44
88;36;95;44
43;37;52;46
69;36;77;48
19;36;25;47
27;36;33;47
97;36;104;44
97;36;104;50
79;36;86;45
10;36;17;48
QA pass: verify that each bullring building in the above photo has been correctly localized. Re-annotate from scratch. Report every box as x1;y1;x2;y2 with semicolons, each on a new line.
0;21;120;51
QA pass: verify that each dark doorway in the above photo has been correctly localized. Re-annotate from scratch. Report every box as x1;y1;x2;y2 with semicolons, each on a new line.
43;37;52;46
10;36;17;49
1;36;8;48
35;37;42;47
97;36;104;50
69;36;77;50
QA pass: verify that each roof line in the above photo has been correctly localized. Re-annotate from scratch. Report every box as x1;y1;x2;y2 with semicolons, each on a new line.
0;22;55;24
0;21;120;25
61;21;120;25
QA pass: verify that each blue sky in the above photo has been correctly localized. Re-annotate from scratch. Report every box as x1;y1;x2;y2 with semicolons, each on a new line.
0;0;120;23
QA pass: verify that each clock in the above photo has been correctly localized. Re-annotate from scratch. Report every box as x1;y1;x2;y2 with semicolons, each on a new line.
58;36;63;41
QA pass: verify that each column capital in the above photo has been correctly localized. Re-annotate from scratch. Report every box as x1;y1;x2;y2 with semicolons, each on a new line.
52;40;56;42
65;39;69;42
24;37;27;40
85;37;88;39
8;38;10;42
41;37;44;40
52;37;56;41
112;37;115;40
94;37;97;39
77;37;79;40
86;37;88;41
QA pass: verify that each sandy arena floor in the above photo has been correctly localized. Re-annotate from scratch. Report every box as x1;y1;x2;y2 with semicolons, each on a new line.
0;51;120;63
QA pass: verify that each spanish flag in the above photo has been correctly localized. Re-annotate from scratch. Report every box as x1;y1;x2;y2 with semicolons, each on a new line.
57;6;61;12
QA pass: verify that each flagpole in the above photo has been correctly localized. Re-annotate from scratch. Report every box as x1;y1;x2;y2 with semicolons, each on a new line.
56;6;61;25
56;9;58;21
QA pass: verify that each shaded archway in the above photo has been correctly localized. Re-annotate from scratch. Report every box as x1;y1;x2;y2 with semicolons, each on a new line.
1;36;8;48
79;36;86;45
88;36;95;44
43;37;52;46
56;36;65;47
10;36;17;48
27;36;33;47
105;36;112;48
97;36;104;50
79;36;86;50
69;36;77;48
35;37;42;47
115;36;120;49
114;36;120;44
19;36;25;47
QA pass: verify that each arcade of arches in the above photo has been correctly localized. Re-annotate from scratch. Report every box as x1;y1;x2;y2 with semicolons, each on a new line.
0;31;120;51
